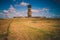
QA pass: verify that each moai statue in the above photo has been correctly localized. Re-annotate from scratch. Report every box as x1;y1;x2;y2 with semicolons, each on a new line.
28;5;32;17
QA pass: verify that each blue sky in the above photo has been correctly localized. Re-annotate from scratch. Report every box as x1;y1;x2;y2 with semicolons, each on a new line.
0;0;60;18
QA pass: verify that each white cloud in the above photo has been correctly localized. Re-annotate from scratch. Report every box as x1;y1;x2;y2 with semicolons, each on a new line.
20;2;29;6
7;5;27;18
31;9;40;13
3;10;9;13
15;2;30;6
32;8;51;17
8;5;16;12
3;5;18;18
3;5;16;14
31;8;48;13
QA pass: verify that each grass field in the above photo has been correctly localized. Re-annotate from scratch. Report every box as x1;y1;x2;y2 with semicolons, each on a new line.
0;18;60;40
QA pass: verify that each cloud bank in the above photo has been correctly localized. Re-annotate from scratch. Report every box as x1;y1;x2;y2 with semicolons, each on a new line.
3;5;20;18
0;5;57;18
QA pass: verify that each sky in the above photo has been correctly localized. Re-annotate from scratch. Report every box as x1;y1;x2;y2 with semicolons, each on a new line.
0;0;60;18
